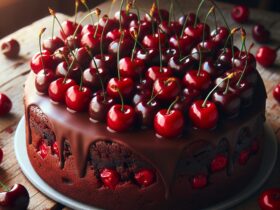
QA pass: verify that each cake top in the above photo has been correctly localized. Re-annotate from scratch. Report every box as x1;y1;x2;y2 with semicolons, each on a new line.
29;0;263;139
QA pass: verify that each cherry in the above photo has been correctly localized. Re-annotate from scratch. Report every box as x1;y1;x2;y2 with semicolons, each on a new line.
89;91;115;123
142;33;166;49
178;13;198;26
100;168;119;190
65;35;81;50
51;141;59;156
30;51;55;74
161;48;179;66
35;69;56;95
184;23;210;43
191;174;207;189
108;37;134;58
238;149;250;165
153;77;181;101
230;81;254;107
273;84;280;103
0;93;12;116
80;33;101;56
252;24;270;43
98;15;119;34
82;67;108;90
42;36;64;53
259;188;280;210
132;90;151;106
114;10;138;29
60;20;82;40
134;169;155;187
159;21;182;37
189;100;218;129
107;78;134;99
81;24;103;36
191;41;217;62
55;61;81;82
256;46;277;68
106;29;131;42
212;89;241;118
1;38;20;59
136;49;160;66
53;46;69;64
201;59;223;79
129;20;153;40
183;87;201;101
135;98;159;128
168;56;195;77
65;85;92;112
215;48;234;71
107;104;135;132
119;57;145;79
144;8;169;23
37;140;48;159
91;54;116;71
211;26;229;47
0;184;30;209
146;66;172;81
48;78;77;104
211;154;228;172
169;35;194;55
0;148;3;164
183;70;211;91
231;5;249;23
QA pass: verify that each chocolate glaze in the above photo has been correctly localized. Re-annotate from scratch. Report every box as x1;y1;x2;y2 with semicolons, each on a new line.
24;71;266;201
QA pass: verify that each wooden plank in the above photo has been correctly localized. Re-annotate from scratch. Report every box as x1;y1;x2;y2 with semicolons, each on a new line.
0;0;279;209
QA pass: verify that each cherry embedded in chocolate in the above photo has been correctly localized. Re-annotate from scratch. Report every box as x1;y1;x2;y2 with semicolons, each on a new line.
100;168;120;190
0;93;12;116
37;140;48;159
191;174;207;189
183;70;211;91
48;78;77;104
273;83;280;103
211;154;228;172
134;169;155;187
256;46;277;68
135;99;159;128
42;36;64;53
107;77;134;99
35;69;56;95
1;38;20;59
107;104;136;132
153;77;181;101
258;188;280;210
65;85;92;112
52;141;60;156
89;91;115;123
252;24;270;43
30;50;55;74
60;20;82;40
238;149;250;165
231;5;249;23
146;66;172;81
0;184;30;209
189;100;219;129
154;109;184;138
119;57;145;79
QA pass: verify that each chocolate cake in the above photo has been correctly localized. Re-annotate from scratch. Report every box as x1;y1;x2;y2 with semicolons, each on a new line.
24;2;267;210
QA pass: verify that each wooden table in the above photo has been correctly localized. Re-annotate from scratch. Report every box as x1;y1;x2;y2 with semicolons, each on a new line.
0;0;279;209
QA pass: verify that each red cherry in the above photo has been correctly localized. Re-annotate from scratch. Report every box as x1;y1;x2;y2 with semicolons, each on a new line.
48;78;77;103
37;140;48;159
107;78;134;99
100;168;119;189
136;48;160;67
114;10;138;29
135;99;159;128
119;57;145;79
98;16;119;34
52;46;70;64
259;188;280;210
0;148;3;164
60;20;82;40
52;142;59;156
80;33;101;56
153;77;181;101
108;37;134;58
191;174;207;189
107;104;135;132
42;36;64;53
178;13;198;27
1;38;20;59
106;29;131;42
35;69;56;95
30;50;55;74
211;154;228;172
0;93;12;116
64;35;81;50
81;24;103;36
169;35;194;55
256;46;277;68
142;33;166;49
230;81;254;107
0;184;30;209
159;21;182;37
55;61;81;82
65;85;92;112
183;70;211;91
184;23;210;43
82;67;108;90
211;26;229;47
238;149;250;165
189;100;219;129
273;84;280;103
91;54;116;71
72;47;91;68
168;55;195;77
144;8;169;23
231;5;249;23
154;109;184;138
129;20;152;40
146;66;172;81
252;24;270;43
134;169;155;187
162;48;179;66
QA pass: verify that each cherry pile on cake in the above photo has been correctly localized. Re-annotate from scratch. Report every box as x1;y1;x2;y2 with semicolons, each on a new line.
24;0;267;209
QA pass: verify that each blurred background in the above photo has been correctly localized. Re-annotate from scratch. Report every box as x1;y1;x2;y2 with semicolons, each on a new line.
0;0;279;38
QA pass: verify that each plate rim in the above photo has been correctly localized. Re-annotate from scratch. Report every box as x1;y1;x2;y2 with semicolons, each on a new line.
14;117;278;210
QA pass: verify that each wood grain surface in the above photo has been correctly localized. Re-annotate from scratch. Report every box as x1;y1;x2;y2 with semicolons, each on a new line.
0;0;279;209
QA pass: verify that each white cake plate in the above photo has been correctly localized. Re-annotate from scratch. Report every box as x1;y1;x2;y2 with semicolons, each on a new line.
14;117;278;210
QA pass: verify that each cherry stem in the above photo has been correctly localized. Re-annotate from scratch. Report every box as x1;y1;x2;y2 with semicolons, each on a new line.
147;87;156;105
131;30;138;61
167;96;179;114
155;0;163;23
131;3;141;61
180;13;190;38
194;0;206;27
213;8;218;32
197;47;202;76
63;59;75;84
236;44;248;87
115;86;125;112
100;17;109;58
209;0;230;31
179;51;199;62
144;11;155;35
94;15;100;38
168;0;174;26
223;77;230;95
39;28;46;74
0;180;10;192
158;29;163;73
119;0;125;31
81;0;94;25
117;31;125;80
175;35;182;59
202;6;214;43
239;28;246;57
74;0;79;25
202;72;235;107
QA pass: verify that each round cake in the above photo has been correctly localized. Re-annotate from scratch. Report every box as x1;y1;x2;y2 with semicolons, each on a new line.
24;2;267;210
